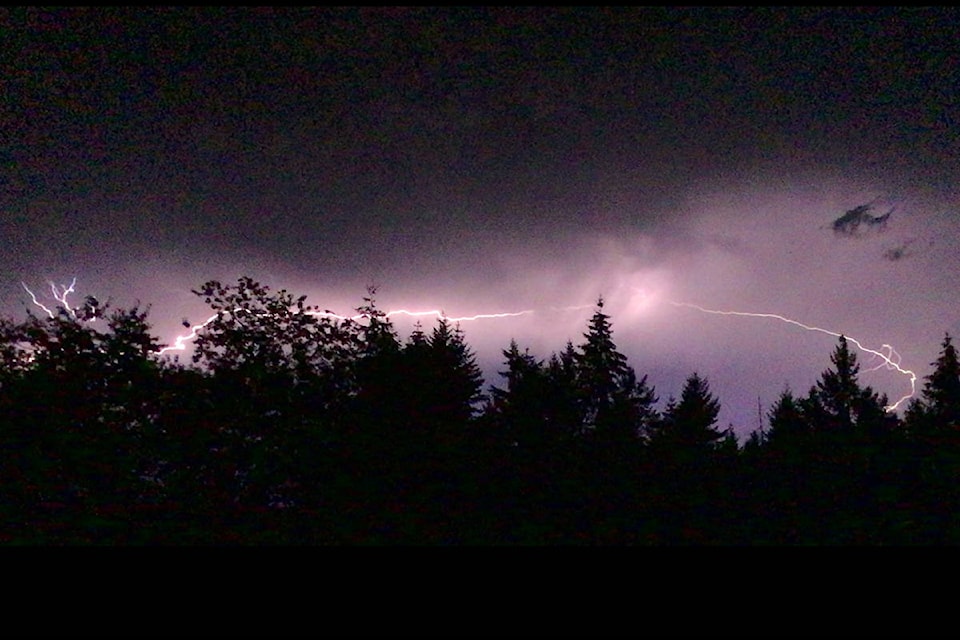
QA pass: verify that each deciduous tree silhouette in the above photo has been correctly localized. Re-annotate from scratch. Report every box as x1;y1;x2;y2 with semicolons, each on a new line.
189;277;363;509
0;297;171;540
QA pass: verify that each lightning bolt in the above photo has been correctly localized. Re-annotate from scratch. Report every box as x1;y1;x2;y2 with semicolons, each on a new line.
667;300;917;412
382;309;535;322
21;278;78;319
861;344;904;374
18;279;539;355
158;308;537;355
158;302;612;356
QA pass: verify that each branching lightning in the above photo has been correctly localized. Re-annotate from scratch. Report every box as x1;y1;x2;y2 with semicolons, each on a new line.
21;278;78;319
667;300;917;412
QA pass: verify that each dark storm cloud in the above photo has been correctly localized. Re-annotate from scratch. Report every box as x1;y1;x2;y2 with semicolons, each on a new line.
2;7;959;432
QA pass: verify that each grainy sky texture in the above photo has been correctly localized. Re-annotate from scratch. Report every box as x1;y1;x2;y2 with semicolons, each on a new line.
3;7;958;433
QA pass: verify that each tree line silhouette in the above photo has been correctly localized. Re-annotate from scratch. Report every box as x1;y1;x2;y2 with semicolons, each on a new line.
1;277;958;544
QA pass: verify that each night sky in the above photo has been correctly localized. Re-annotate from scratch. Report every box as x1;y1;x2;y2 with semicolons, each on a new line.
4;7;959;435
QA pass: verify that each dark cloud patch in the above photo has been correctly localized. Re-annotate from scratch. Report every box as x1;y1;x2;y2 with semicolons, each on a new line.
883;238;919;261
830;202;894;237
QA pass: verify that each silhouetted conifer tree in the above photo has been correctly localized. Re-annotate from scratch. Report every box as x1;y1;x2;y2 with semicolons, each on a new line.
811;336;860;431
907;333;960;435
427;318;485;429
803;336;891;436
543;342;582;440
765;389;809;453
488;340;551;450
903;333;960;539
794;337;900;542
718;428;739;458
742;429;764;455
643;373;725;542
925;334;960;430
650;373;723;453
386;318;483;457
574;298;657;441
757;388;818;540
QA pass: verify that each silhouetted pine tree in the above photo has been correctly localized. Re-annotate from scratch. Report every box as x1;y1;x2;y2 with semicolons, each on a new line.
385;321;431;444
428;318;485;429
488;340;551;450
906;333;960;436
765;389;809;456
810;336;860;432
902;333;960;542
802;336;892;434
717;427;739;458
926;334;960;430
758;389;817;542
385;318;484;542
574;298;657;443
477;340;553;539
797;336;898;542
644;373;725;542
543;342;582;440
649;373;723;453
385;318;483;459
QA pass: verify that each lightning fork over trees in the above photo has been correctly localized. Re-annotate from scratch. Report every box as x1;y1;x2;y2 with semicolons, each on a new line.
667;300;917;412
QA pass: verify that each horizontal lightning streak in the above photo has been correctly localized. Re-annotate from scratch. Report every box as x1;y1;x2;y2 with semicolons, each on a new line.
667;300;917;412
387;309;534;322
157;308;536;355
